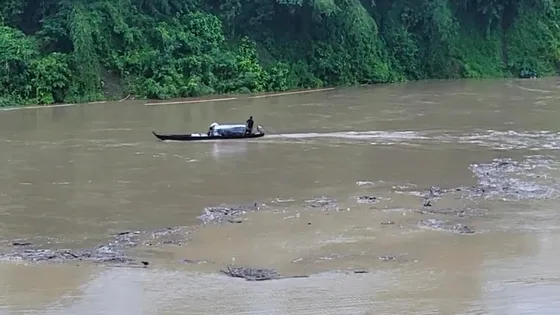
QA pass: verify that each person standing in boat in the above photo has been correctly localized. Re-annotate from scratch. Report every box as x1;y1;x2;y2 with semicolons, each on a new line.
245;116;254;134
208;122;219;136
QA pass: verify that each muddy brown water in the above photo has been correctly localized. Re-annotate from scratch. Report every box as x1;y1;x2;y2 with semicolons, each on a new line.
1;78;560;314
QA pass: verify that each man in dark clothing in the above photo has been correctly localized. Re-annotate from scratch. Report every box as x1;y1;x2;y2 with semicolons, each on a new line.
245;116;254;134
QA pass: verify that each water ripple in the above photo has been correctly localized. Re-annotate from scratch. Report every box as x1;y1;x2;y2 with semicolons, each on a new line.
263;129;560;151
469;155;560;201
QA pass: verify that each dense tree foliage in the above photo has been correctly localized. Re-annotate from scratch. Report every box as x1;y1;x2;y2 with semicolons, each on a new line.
0;0;558;106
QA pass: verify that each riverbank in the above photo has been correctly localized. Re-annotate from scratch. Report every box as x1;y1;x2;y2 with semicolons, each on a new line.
0;87;338;111
2;74;548;112
6;70;555;112
144;87;336;106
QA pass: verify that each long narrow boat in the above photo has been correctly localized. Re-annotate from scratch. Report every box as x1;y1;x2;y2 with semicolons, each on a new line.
152;131;265;141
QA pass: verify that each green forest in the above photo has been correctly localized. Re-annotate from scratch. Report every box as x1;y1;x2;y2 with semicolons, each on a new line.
0;0;559;106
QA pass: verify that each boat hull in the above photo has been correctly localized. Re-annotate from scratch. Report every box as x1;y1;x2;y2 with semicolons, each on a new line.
152;131;265;141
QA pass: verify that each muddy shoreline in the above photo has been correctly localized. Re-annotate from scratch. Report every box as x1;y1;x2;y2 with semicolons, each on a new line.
1;155;554;281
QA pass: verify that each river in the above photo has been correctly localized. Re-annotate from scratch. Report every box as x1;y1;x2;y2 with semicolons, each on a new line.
1;78;560;314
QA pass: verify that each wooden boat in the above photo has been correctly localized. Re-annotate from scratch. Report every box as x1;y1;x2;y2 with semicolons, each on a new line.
152;124;265;141
152;131;265;141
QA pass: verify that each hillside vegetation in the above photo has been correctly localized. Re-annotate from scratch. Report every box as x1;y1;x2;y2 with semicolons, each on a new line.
1;0;558;106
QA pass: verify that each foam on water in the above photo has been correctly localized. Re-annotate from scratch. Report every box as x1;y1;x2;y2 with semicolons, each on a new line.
434;129;560;151
267;130;429;141
262;129;560;151
469;155;560;201
454;130;560;150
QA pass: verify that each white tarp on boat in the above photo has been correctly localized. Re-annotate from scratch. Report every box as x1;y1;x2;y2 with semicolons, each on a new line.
209;123;247;136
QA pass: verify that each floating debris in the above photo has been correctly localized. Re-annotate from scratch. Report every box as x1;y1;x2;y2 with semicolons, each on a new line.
220;265;308;281
379;255;397;261
304;196;341;211
426;186;446;198
418;219;475;234
0;199;265;265
393;185;458;199
180;259;213;265
198;202;260;224
271;198;295;203
0;226;189;264
12;241;32;246
220;265;280;281
356;195;378;204
109;227;188;248
450;223;475;234
356;181;377;187
414;207;486;217
381;221;395;225
0;245;139;265
468;156;560;201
